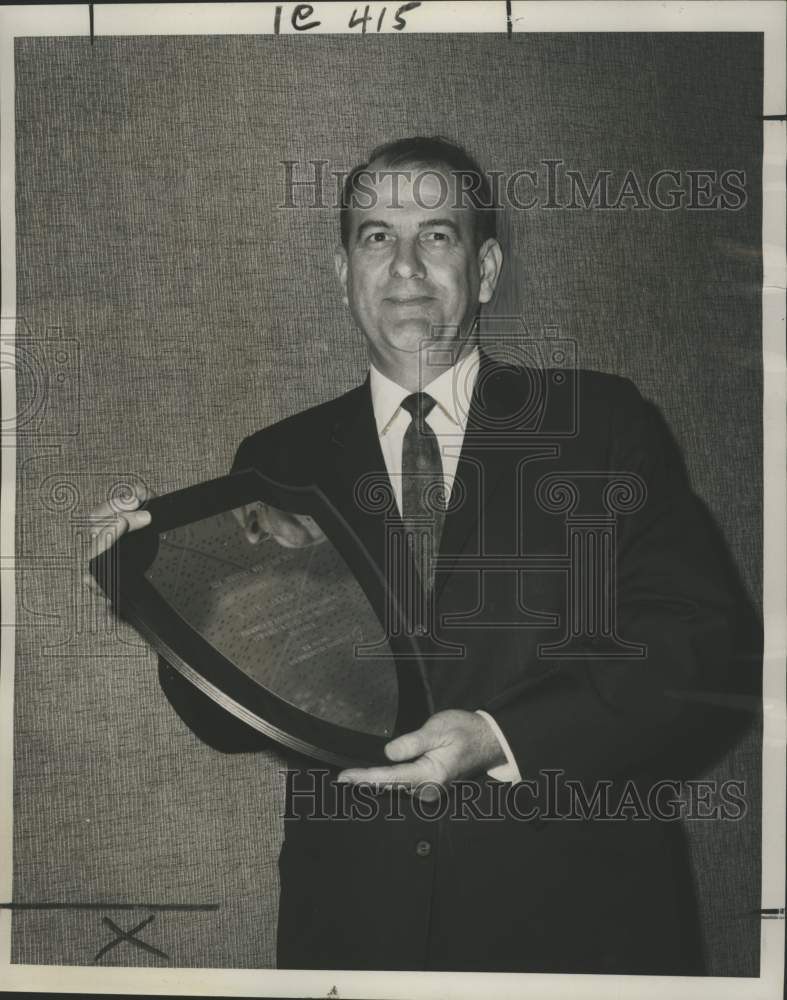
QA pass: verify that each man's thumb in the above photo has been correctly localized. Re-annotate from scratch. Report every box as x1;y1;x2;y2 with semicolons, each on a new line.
385;728;428;762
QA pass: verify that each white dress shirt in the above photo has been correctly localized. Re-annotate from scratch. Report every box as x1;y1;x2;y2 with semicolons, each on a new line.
368;346;522;784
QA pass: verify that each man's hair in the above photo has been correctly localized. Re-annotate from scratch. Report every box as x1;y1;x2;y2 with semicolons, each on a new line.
339;135;498;250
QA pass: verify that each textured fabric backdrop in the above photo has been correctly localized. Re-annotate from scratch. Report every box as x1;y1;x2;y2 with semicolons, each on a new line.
12;33;762;972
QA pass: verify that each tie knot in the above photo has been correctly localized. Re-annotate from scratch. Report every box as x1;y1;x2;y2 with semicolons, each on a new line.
401;392;437;423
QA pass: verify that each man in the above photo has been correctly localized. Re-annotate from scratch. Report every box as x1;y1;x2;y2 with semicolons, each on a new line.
90;137;755;974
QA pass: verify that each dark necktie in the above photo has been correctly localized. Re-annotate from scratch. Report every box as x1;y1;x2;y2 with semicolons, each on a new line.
400;392;445;593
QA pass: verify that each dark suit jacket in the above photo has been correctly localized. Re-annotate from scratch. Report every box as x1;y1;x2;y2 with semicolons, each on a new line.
158;354;759;974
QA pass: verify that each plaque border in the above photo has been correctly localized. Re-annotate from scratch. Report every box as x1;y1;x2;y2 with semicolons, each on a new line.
89;469;431;768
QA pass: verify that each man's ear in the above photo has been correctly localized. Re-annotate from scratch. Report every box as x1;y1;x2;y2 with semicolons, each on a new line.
477;238;504;304
334;247;349;307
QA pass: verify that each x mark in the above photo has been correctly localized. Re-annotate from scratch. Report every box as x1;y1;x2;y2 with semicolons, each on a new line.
94;914;168;962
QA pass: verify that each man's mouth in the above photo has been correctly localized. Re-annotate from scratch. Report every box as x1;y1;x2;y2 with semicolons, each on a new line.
385;295;434;305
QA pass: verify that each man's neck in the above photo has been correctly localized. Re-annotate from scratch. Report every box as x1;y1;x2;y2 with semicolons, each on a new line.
370;338;479;392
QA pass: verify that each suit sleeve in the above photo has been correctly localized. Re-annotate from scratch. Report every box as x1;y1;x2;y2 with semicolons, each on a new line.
486;379;761;785
157;434;275;754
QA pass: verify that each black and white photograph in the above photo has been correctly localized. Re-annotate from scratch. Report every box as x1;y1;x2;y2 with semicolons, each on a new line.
0;2;784;998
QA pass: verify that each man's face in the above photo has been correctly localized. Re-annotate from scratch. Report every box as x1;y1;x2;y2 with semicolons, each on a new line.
334;162;502;373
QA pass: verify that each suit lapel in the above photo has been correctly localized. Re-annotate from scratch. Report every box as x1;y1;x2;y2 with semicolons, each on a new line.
321;377;403;579
434;351;558;599
434;351;509;595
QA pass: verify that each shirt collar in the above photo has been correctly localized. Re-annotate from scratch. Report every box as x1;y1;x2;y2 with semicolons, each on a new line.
369;345;481;436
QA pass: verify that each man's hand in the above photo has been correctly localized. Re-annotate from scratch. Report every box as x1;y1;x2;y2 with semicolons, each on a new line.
231;502;325;548
82;484;153;596
336;709;506;800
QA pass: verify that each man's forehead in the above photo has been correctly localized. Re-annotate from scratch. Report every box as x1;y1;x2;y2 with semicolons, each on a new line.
348;162;474;224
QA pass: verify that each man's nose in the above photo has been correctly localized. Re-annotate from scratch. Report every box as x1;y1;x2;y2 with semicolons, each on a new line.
390;237;425;279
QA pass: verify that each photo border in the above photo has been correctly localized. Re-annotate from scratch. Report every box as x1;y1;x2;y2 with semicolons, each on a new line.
1;2;784;997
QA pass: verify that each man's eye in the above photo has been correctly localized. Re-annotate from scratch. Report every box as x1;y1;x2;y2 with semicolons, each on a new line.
422;230;450;243
366;231;390;243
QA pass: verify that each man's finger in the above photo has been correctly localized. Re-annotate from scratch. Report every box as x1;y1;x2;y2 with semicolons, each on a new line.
265;508;324;548
86;514;128;558
122;509;152;531
231;502;326;548
86;509;152;561
265;507;308;547
336;759;433;788
87;484;151;522
82;569;105;600
295;514;327;545
86;499;127;523
232;502;266;542
231;504;252;531
384;726;431;762
89;509;151;543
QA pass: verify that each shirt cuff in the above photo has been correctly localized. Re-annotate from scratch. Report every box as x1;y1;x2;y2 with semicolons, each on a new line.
475;709;522;784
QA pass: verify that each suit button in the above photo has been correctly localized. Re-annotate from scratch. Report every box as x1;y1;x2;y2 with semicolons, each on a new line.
415;839;432;858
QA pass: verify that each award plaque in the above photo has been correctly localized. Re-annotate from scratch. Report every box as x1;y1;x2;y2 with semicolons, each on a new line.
89;470;431;767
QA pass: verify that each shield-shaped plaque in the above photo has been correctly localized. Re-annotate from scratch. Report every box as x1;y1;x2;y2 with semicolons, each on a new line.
89;470;431;767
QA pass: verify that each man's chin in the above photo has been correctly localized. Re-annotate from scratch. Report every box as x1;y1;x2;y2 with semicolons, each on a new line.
382;319;454;353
